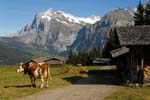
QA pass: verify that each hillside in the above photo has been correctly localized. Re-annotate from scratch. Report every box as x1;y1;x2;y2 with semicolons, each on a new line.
0;42;33;65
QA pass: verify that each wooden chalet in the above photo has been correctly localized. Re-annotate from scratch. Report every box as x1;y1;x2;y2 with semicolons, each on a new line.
21;56;48;66
111;26;150;84
22;56;65;66
46;56;66;66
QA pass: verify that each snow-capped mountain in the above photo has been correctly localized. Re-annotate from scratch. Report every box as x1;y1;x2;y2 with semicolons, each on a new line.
69;8;134;52
40;8;101;25
10;8;101;53
8;8;136;55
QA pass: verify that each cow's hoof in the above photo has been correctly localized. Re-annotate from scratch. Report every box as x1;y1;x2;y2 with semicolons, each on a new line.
32;84;36;88
45;86;49;88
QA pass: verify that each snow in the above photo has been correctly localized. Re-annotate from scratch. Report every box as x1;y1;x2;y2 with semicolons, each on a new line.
60;12;100;24
41;15;51;21
41;8;101;24
125;8;128;10
133;8;137;12
56;19;68;24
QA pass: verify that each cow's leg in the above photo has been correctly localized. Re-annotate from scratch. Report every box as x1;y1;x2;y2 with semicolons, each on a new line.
30;76;34;87
45;78;49;88
33;78;36;88
40;75;45;88
30;76;36;88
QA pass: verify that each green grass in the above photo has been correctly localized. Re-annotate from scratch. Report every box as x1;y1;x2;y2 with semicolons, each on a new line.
87;65;117;70
105;86;150;100
86;66;101;70
3;65;148;100
0;65;92;100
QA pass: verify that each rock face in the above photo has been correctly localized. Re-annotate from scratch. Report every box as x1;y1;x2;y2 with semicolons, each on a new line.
10;9;101;53
9;8;135;54
69;8;134;52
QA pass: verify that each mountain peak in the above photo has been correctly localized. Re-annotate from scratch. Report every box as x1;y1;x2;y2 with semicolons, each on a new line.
69;8;135;52
87;15;101;22
40;8;101;24
8;7;135;55
10;8;101;52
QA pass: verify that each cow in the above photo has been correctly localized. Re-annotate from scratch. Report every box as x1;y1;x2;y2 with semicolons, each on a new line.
17;61;52;88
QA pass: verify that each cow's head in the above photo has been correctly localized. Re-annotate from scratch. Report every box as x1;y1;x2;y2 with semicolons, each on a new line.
17;62;25;73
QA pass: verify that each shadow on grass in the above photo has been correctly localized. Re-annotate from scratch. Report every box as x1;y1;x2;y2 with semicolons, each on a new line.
4;85;32;88
62;76;83;84
63;70;123;86
88;70;123;85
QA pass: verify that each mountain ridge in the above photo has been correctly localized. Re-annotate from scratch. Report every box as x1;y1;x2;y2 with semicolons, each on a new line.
9;8;101;52
69;8;134;52
8;8;135;54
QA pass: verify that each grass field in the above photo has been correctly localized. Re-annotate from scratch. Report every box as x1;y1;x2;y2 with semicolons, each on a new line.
0;65;100;100
1;65;150;100
105;86;150;100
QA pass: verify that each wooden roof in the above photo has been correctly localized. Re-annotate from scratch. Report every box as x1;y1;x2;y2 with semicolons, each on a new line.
117;26;150;46
47;56;65;62
32;56;47;63
47;60;64;65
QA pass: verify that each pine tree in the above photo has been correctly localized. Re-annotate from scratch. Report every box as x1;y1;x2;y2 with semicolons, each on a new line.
68;50;73;64
81;51;88;66
87;51;93;65
77;51;82;64
134;1;144;26
72;52;77;65
68;50;77;65
144;0;150;25
110;28;120;49
90;47;101;58
102;28;120;58
76;50;89;66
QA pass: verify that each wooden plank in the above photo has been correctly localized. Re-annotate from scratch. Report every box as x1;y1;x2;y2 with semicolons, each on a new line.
111;46;129;58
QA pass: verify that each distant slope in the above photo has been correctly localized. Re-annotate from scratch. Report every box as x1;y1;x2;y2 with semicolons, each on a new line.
0;37;54;57
0;41;33;65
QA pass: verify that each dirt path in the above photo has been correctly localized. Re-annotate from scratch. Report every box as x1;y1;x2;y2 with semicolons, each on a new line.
15;70;123;100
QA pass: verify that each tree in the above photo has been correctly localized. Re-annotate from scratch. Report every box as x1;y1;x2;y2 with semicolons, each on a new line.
68;50;77;65
134;1;144;26
77;51;82;64
144;0;150;25
103;28;120;58
89;47;102;59
76;50;89;66
86;51;93;65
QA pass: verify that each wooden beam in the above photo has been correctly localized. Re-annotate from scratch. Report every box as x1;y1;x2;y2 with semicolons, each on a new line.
141;55;144;70
141;47;144;70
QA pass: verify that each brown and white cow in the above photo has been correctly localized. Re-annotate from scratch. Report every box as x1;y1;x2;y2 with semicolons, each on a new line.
17;61;52;88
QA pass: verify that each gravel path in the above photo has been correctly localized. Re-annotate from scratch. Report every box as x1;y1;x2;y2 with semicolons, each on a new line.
15;70;123;100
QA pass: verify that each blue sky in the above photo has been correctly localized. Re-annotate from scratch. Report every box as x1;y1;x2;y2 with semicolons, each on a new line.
0;0;147;36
